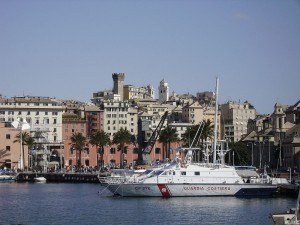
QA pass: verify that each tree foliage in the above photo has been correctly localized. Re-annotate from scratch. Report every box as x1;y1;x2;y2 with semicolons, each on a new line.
70;132;87;168
112;127;131;168
227;141;249;166
158;126;179;159
90;130;111;169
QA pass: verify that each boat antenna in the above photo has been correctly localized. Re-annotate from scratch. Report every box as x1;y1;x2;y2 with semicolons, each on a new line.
213;77;219;166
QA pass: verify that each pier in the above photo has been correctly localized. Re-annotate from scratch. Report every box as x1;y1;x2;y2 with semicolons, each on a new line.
16;172;107;183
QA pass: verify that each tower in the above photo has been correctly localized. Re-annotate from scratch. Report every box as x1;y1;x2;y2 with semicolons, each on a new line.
158;79;169;103
273;103;286;133
112;73;125;101
147;85;155;99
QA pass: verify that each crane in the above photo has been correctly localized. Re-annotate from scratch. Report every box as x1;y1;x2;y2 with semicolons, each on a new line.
136;110;169;166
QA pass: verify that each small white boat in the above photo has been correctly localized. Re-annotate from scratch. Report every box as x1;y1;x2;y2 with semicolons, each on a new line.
0;174;16;182
34;177;47;182
272;189;300;224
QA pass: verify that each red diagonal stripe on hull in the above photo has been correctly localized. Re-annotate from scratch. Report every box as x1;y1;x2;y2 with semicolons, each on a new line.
157;184;171;197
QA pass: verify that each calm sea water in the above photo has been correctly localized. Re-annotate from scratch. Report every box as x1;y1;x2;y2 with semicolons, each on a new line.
0;182;296;225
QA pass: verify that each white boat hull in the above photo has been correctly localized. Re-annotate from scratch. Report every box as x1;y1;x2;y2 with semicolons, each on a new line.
34;177;47;182
0;175;16;182
105;183;277;197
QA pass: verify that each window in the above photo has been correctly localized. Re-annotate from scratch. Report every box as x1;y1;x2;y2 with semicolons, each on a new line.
53;119;57;124
155;148;161;154
36;111;39;115
195;172;200;175
181;172;186;176
133;148;139;154
6;146;10;151
53;128;57;132
6;134;10;139
110;148;116;154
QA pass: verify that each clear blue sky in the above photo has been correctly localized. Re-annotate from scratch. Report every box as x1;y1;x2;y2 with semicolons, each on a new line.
1;0;299;114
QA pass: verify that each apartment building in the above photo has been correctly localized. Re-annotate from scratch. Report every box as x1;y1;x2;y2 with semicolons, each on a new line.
84;105;104;137
0;96;65;171
102;100;138;138
221;101;256;142
0;122;28;170
182;101;203;124
123;85;154;100
0;96;64;148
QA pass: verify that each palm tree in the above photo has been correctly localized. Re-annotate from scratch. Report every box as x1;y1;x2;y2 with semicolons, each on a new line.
89;130;111;170
182;120;214;148
24;136;35;170
112;127;131;168
70;132;86;170
158;126;179;160
181;124;201;148
199;119;214;144
14;131;31;170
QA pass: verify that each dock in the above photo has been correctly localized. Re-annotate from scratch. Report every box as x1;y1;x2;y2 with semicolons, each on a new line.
16;172;107;183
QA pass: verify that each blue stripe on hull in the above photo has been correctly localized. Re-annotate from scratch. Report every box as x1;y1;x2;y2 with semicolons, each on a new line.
234;187;277;197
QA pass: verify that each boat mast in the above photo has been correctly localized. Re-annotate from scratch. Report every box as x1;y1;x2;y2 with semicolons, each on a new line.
213;77;219;166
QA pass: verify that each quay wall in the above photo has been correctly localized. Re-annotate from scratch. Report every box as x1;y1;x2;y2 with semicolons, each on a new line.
16;172;107;183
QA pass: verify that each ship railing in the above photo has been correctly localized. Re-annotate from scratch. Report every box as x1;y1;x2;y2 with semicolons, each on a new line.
103;176;127;185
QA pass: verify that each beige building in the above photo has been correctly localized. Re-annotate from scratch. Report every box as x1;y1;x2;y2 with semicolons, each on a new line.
102;100;138;138
221;101;256;142
0;96;64;146
182;102;221;140
182;101;203;124
123;85;154;101
0;96;65;171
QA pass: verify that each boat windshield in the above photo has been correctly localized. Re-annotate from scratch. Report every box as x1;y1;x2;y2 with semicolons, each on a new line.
143;170;154;175
154;170;164;176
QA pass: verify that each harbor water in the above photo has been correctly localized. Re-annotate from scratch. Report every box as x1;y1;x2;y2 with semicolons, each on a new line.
0;182;296;225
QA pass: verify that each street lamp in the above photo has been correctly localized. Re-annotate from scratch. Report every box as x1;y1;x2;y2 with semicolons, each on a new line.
254;141;262;169
11;118;30;171
247;142;254;166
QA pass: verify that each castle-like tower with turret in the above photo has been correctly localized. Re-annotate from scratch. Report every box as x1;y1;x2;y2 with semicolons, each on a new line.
112;73;125;101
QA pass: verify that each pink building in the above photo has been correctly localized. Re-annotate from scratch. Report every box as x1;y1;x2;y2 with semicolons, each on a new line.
84;105;104;137
0;122;29;170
